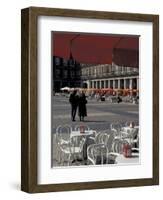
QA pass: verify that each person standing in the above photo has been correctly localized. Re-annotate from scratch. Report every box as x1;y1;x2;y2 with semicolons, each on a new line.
69;90;79;121
78;91;87;121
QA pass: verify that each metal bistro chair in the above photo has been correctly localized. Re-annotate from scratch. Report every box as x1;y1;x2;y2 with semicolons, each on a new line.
122;127;139;146
125;121;131;127
56;125;72;165
70;135;86;165
110;123;122;139
130;128;139;149
112;138;129;154
132;134;139;150
94;130;115;153
87;144;108;165
59;135;86;166
101;132;119;162
87;143;117;165
56;125;72;144
104;131;115;152
94;131;107;144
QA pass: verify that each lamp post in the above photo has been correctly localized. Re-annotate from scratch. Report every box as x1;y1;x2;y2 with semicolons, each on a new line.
69;34;80;62
68;34;81;88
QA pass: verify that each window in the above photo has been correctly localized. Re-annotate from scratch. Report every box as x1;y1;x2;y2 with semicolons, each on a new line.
55;57;60;65
55;69;60;78
76;71;81;76
63;70;68;78
63;59;68;66
70;71;75;77
69;59;74;66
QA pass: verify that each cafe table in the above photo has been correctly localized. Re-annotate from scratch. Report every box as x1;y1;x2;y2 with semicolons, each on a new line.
71;130;96;137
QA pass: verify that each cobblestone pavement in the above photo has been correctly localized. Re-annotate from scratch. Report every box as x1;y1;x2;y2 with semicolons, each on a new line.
52;95;139;133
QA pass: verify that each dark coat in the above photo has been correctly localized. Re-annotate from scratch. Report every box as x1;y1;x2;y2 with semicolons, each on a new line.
69;93;79;107
78;94;87;117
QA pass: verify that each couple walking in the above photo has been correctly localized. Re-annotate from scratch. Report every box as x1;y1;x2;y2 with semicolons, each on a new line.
69;90;87;121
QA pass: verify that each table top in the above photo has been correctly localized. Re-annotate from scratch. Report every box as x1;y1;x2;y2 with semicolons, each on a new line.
71;130;96;137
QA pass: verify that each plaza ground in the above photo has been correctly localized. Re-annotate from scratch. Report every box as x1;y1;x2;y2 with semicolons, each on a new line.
52;95;139;133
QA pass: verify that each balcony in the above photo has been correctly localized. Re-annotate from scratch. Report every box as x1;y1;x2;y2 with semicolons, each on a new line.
81;70;139;80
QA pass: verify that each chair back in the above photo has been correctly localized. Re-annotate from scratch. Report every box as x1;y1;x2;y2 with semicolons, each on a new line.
56;125;71;144
110;123;122;131
70;135;86;153
105;131;115;152
110;123;122;138
125;121;131;127
87;144;95;164
131;128;138;139
94;131;114;152
112;139;129;154
87;144;108;165
94;132;107;144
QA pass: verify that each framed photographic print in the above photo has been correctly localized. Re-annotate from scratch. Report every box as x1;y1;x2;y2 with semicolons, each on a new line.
21;7;159;193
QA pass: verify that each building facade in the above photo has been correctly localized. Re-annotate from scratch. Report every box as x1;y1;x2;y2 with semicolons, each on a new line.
53;56;139;94
81;63;139;92
53;56;81;92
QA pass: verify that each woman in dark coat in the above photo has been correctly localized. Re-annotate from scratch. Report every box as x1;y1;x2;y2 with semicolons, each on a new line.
78;91;87;121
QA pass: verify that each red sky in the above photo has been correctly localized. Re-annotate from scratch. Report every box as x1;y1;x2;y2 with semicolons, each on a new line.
53;32;139;66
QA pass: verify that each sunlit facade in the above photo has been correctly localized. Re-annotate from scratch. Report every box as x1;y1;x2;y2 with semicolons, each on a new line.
81;63;139;92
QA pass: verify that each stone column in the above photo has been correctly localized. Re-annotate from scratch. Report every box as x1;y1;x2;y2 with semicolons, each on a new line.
124;79;126;89
113;79;115;89
104;80;106;88
99;80;102;89
118;79;120;89
129;79;133;96
108;79;110;88
137;78;139;96
87;80;90;89
129;79;133;89
137;78;139;90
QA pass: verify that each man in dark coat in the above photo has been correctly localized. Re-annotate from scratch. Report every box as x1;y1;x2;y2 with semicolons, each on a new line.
69;90;79;121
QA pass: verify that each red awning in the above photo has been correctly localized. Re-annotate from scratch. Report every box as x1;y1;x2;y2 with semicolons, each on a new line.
53;32;139;67
113;37;139;67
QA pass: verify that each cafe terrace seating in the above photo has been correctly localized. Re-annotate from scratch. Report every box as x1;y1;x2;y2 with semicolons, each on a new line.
54;121;139;166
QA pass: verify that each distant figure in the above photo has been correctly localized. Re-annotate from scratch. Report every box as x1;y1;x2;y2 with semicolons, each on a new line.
117;95;122;103
78;91;87;121
69;90;79;121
